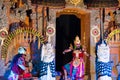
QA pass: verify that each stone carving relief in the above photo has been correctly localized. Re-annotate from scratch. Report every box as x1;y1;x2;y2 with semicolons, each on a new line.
9;0;30;21
0;1;8;29
65;0;85;7
115;8;120;25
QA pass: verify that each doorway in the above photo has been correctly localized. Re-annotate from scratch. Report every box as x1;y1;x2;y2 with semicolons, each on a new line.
56;15;81;71
55;8;90;74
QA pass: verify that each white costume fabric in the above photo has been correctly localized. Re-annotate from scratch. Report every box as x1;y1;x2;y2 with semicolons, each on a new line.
96;41;112;80
97;43;110;62
39;43;55;80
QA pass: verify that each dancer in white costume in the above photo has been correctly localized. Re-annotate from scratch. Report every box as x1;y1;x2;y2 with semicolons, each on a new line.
96;40;112;80
39;37;55;80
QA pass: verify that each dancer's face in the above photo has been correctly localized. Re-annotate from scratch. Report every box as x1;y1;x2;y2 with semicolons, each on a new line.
74;37;81;48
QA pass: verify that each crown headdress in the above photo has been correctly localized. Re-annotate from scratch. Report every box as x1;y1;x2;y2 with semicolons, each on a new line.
74;35;80;44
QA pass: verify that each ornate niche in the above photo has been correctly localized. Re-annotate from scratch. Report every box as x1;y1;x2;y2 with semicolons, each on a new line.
56;8;90;52
56;8;90;74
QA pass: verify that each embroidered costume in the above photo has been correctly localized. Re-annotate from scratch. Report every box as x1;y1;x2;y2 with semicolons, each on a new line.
7;47;26;80
96;40;112;80
63;36;89;80
96;61;112;78
40;61;55;77
39;42;55;80
63;51;85;80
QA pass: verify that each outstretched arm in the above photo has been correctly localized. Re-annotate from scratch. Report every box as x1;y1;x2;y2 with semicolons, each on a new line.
63;44;73;54
63;49;72;54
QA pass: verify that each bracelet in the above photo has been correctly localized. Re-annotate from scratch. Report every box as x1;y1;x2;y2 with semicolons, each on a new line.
63;52;65;54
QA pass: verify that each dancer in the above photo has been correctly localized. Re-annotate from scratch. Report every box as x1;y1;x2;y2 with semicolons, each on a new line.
63;35;91;80
6;47;26;80
39;36;56;80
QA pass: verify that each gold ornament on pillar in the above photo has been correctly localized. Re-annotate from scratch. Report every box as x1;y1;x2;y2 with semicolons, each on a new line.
83;32;86;45
24;16;29;26
18;0;23;8
38;38;41;49
119;0;120;7
69;0;83;6
14;0;17;2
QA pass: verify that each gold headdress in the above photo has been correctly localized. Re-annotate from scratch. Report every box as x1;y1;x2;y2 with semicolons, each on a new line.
74;35;81;45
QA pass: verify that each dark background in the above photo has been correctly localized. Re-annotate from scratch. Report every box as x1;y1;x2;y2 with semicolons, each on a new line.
56;15;81;71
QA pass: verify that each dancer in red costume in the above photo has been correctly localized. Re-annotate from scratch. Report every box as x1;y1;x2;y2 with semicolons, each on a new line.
63;36;91;80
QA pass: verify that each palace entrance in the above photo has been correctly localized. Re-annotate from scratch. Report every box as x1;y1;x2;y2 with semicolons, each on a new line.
56;8;90;74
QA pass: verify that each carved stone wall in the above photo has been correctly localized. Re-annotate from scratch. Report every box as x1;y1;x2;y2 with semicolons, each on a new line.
0;0;119;79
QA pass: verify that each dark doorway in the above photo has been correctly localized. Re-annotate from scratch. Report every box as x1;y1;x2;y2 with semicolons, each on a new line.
56;15;81;71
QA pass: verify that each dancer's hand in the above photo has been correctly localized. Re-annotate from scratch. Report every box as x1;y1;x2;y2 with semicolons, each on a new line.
69;43;73;50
